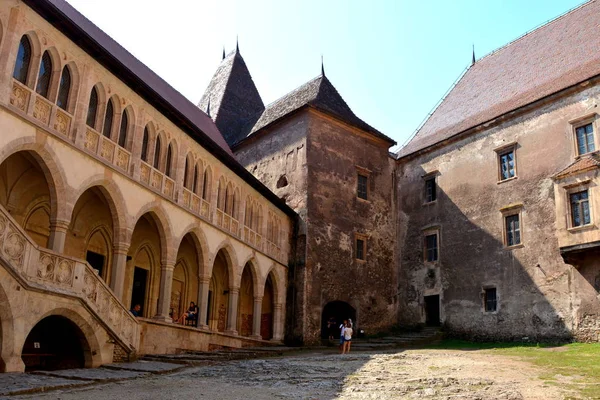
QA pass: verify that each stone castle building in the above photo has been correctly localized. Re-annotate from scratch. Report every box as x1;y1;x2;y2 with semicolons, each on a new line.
0;0;599;373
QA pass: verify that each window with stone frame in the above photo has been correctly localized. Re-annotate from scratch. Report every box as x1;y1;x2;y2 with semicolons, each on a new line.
355;233;367;261
570;190;591;227
424;233;439;262
357;174;368;200
575;123;595;156
505;214;521;246
498;148;516;180
484;288;497;312
425;177;436;202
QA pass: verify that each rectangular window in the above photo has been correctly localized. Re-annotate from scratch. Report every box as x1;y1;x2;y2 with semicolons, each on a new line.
570;190;591;227
425;234;438;262
425;178;436;202
356;238;365;260
576;123;595;155
505;214;521;246
357;174;368;200
499;149;515;180
484;288;497;312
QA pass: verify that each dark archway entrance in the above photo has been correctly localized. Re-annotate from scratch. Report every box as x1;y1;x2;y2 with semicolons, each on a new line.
22;316;88;371
321;301;356;340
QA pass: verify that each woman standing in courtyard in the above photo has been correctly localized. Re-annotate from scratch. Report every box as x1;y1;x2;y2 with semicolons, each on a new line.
342;321;353;354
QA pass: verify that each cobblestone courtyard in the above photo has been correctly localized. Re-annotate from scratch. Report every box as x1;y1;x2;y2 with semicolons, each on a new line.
3;348;569;400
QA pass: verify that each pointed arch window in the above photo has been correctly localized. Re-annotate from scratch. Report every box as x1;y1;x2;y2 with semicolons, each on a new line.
141;126;150;162
103;99;114;138
165;143;173;177
202;170;210;200
153;136;161;169
36;51;53;98
56;66;71;111
13;36;32;84
86;86;99;128
184;156;190;189
118;111;128;147
193;164;200;194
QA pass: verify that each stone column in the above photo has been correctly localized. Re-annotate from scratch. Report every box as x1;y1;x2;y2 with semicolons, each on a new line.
225;287;239;335
153;260;174;322
110;243;129;302
272;303;284;341
48;219;70;253
250;296;263;340
197;276;210;329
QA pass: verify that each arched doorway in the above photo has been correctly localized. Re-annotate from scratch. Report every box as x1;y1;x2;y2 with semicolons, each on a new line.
65;186;115;284
261;273;275;340
237;264;254;336
21;316;89;371
321;301;356;340
208;250;230;332
0;151;54;248
171;233;201;324
126;213;164;318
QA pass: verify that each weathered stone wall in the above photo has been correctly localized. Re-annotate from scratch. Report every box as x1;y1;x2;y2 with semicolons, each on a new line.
234;113;308;343
397;82;600;341
304;111;397;343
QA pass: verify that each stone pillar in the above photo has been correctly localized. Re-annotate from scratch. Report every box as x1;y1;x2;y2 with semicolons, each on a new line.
2;355;25;373
48;219;70;253
154;261;174;322
197;276;210;329
272;303;284;341
250;296;263;340
225;287;239;335
110;243;129;302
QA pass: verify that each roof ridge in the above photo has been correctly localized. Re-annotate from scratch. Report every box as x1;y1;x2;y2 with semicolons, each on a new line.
477;0;593;63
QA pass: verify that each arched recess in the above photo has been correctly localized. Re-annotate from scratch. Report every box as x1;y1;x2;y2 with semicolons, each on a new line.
65;186;117;283
237;261;256;337
202;165;212;201
126;211;168;318
261;272;275;340
183;153;193;190
153;132;166;171
86;83;106;131
35;48;60;100
20;309;102;371
165;140;177;179
0;150;60;248
208;249;233;332
321;301;356;340
216;176;226;210
102;95;121;140
171;232;201;323
140;122;155;163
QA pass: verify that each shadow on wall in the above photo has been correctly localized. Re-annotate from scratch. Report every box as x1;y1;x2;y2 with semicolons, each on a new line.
397;164;586;342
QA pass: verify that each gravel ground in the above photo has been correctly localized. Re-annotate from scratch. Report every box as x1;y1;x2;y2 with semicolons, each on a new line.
6;349;566;400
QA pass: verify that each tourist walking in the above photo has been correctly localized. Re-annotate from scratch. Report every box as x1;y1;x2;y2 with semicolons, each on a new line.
339;319;347;353
342;321;353;354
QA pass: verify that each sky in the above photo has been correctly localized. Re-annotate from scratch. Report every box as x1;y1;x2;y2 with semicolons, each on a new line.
67;0;584;151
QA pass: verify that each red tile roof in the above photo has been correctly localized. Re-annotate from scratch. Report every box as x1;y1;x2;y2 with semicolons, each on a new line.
553;154;600;179
398;1;600;158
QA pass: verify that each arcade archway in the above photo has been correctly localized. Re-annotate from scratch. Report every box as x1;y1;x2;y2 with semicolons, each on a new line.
321;301;356;340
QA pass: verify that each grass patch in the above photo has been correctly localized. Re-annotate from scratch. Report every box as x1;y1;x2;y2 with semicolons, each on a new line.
426;340;600;398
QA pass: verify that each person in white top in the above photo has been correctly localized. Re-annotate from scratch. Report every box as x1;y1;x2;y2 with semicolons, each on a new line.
342;321;353;354
339;320;347;353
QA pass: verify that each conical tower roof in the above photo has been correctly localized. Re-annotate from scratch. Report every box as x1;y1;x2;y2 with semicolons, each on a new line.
198;47;265;147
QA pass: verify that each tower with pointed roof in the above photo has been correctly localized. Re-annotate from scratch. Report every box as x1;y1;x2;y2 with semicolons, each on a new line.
201;56;398;344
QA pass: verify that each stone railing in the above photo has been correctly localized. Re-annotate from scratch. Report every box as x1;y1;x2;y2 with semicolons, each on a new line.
139;161;176;199
182;187;211;220
10;79;74;138
266;240;283;263
84;128;131;173
243;226;263;251
216;209;239;237
0;203;139;351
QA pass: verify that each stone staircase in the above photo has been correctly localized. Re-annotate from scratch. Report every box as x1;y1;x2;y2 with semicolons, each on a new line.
350;327;443;351
0;203;139;356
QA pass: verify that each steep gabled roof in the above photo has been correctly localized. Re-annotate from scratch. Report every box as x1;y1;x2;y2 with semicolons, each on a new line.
238;74;395;146
198;48;265;147
398;0;600;158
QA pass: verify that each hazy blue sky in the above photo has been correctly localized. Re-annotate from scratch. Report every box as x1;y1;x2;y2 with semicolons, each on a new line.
67;0;584;150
